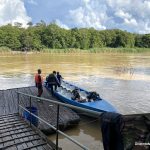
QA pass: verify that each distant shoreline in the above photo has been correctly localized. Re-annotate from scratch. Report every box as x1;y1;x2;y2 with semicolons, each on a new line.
0;47;150;54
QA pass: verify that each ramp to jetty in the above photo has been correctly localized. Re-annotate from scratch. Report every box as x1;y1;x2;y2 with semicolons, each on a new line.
0;86;80;133
0;113;58;150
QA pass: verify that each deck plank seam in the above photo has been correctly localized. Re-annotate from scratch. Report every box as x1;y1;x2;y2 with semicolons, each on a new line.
0;129;32;139
2;137;42;149
0;125;29;134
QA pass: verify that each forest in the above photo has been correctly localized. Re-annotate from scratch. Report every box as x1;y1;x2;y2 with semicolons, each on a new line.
0;22;150;52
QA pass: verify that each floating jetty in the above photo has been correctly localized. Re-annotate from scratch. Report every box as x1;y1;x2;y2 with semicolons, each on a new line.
0;86;80;134
0;113;58;150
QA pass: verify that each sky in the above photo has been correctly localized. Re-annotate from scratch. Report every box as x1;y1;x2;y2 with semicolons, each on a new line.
0;0;150;34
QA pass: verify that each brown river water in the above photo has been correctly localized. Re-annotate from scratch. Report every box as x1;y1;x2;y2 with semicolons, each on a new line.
0;52;150;149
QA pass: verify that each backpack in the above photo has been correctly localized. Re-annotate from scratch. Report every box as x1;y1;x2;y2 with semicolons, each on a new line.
87;91;101;101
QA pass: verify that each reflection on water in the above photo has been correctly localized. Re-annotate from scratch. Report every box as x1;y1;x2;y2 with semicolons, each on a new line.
0;52;150;149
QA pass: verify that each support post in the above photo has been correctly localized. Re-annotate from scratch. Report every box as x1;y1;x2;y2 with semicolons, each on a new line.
56;105;60;150
29;96;32;126
17;92;19;114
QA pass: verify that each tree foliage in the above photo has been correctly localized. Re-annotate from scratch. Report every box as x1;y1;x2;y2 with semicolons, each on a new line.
0;23;149;51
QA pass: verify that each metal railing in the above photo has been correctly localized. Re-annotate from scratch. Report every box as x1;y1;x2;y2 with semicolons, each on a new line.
17;91;102;150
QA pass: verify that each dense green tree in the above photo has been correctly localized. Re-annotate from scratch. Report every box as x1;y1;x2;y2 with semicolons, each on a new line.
0;22;149;51
135;34;150;48
142;34;150;48
0;25;22;50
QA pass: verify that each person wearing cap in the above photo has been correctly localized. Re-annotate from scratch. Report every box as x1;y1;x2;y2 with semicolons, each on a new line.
35;69;43;97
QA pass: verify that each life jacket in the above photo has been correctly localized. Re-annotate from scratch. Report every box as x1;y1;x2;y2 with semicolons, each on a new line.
35;73;43;84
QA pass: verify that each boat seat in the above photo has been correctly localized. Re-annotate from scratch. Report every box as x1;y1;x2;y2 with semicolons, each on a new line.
65;92;72;98
57;87;63;92
62;88;68;93
61;82;67;88
69;86;74;91
66;85;72;91
80;91;88;98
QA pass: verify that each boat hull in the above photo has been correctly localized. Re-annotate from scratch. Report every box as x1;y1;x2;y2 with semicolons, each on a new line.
45;81;117;115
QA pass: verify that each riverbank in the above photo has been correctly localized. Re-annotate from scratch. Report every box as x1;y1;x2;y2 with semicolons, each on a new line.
0;47;150;54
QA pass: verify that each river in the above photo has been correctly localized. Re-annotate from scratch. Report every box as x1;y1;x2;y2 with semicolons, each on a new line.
0;52;150;149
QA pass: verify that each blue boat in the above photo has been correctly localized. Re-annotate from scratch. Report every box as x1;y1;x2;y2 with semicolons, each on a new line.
45;80;117;113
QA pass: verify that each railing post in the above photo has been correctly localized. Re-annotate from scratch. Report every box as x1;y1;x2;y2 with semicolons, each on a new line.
29;96;32;126
56;105;60;150
17;92;19;114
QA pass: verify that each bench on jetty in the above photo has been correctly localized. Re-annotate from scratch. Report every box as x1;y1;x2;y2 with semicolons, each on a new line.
0;113;59;150
0;86;80;134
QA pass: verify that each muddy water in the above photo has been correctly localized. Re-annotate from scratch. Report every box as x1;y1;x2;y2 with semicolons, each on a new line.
0;52;150;149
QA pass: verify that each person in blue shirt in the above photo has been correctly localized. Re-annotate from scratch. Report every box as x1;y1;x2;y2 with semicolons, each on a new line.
57;72;63;85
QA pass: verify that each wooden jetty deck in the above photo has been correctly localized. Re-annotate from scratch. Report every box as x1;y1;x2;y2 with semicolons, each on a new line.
0;113;59;150
0;86;80;133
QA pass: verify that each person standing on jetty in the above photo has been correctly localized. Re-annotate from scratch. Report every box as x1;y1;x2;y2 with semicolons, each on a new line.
35;69;43;97
46;71;60;95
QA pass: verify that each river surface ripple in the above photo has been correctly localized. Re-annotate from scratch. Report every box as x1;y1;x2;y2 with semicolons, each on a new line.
0;53;150;149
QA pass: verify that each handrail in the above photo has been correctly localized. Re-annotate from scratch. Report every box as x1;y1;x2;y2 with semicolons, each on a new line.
17;91;101;150
19;105;89;150
17;91;103;117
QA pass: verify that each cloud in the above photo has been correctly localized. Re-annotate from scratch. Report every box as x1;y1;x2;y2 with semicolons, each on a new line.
55;19;69;29
0;0;150;33
105;0;150;33
0;0;31;27
61;0;150;33
65;0;107;30
27;0;38;5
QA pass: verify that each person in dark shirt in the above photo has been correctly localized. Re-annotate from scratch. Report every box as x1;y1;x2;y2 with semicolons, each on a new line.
46;71;60;95
57;72;63;85
71;88;80;101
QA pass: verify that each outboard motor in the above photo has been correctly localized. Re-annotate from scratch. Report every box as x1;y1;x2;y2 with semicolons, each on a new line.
100;112;124;150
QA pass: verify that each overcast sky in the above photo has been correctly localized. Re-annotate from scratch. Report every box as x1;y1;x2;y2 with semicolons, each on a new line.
0;0;150;33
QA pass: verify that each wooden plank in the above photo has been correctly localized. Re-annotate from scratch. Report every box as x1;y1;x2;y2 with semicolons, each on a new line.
6;89;15;113
0;133;38;144
22;141;47;150
0;90;5;115
10;89;18;113
6;145;18;150
0;120;23;127
0;113;18;119
30;123;59;150
2;136;41;149
0;129;32;138
0;125;29;135
0;113;58;150
0;115;18;121
0;116;20;123
0;122;26;131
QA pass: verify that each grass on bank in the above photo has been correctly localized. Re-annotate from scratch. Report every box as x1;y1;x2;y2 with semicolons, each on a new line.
0;46;11;52
41;47;150;53
0;47;150;53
